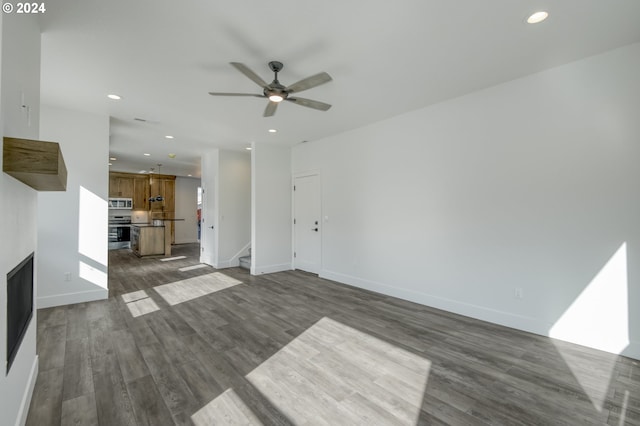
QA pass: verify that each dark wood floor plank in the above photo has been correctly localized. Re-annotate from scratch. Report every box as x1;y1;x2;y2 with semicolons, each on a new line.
65;303;89;341
38;323;67;371
137;342;201;418
60;393;99;426
112;328;151;383
126;375;175;426
62;337;94;401
25;367;64;426
92;353;137;426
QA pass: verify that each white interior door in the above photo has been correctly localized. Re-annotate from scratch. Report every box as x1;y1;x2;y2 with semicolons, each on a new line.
294;174;321;273
200;185;216;265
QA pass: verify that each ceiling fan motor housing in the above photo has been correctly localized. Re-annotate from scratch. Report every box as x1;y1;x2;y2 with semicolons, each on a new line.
264;84;288;101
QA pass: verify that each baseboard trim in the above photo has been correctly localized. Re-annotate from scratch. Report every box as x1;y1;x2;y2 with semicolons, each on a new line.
321;269;545;332
37;288;108;309
252;262;292;275
16;355;38;426
320;269;640;360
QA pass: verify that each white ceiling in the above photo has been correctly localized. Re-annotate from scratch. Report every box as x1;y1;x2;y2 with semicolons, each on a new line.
38;0;640;178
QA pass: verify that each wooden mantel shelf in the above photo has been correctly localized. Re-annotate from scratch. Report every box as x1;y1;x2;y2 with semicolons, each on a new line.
3;137;67;191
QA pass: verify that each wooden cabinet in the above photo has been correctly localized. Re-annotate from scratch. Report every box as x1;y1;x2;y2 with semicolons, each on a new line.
163;179;175;214
149;176;175;213
131;225;164;257
109;172;173;212
109;171;176;242
148;175;176;244
109;173;134;198
132;176;149;210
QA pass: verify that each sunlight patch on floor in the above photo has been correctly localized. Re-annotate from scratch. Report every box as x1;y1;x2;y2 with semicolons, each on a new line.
121;290;160;317
191;389;263;426
550;242;629;412
193;317;431;424
160;256;187;262
154;272;242;305
245;317;431;424
178;264;209;272
121;289;148;303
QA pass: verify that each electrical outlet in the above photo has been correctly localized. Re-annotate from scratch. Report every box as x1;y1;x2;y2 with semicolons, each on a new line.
514;287;524;299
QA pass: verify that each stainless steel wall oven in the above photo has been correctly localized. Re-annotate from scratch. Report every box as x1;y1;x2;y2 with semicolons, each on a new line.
108;215;131;249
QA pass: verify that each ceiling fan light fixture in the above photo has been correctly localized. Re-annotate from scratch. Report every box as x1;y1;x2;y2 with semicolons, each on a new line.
268;94;284;103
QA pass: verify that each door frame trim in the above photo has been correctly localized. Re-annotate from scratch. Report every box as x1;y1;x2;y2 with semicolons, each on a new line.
292;170;322;272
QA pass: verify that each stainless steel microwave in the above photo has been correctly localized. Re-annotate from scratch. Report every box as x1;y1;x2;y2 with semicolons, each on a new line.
108;198;133;209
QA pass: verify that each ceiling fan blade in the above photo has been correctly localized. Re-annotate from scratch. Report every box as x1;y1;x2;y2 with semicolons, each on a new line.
264;101;279;117
286;97;332;111
208;92;264;97
230;62;269;89
285;72;332;93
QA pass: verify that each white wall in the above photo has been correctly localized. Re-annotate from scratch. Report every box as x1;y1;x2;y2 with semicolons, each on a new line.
200;149;251;268
38;105;109;308
175;176;200;244
252;144;292;275
0;12;40;426
217;150;251;267
292;43;640;360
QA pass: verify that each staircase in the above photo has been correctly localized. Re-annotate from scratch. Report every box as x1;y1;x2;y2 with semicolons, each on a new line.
239;247;251;270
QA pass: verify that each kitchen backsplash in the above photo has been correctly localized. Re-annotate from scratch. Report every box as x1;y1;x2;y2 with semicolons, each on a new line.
131;210;149;224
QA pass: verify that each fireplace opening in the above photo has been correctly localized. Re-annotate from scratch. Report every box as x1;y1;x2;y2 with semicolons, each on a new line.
6;252;34;375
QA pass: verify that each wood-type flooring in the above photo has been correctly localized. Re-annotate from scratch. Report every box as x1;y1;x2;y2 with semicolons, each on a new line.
26;243;639;425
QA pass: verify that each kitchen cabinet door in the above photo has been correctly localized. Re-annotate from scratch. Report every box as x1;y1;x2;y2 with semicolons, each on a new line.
163;179;175;212
133;177;149;210
109;174;134;198
109;175;119;197
149;178;163;211
118;177;134;198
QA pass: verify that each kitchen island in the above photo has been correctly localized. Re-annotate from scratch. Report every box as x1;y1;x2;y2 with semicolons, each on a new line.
131;224;165;257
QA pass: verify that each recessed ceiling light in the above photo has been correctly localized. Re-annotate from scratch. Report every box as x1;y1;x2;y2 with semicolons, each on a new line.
527;11;549;24
108;163;113;166
188;174;192;177
139;170;147;173
168;153;176;158
107;94;121;100
165;135;174;139
245;147;252;150
143;153;151;156
109;157;117;161
268;129;277;133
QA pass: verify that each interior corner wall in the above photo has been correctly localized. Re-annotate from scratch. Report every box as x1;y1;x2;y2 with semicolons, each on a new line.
200;149;251;268
37;105;109;308
175;176;201;244
251;144;292;275
292;42;640;360
0;12;41;426
217;150;251;267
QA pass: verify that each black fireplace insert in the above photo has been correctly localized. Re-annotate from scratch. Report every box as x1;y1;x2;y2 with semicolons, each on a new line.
6;252;34;374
